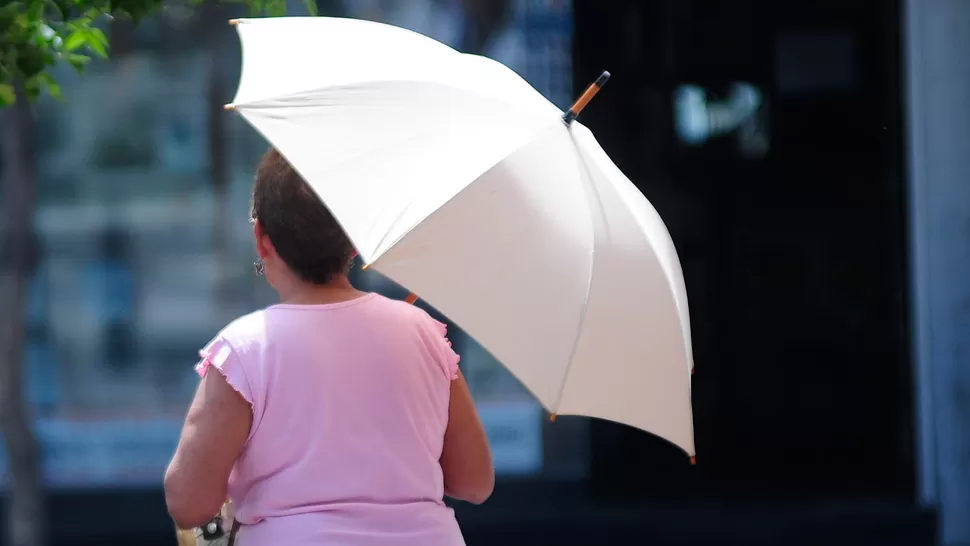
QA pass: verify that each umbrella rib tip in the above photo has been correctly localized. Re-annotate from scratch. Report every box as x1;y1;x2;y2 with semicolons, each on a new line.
229;18;240;26
224;103;236;111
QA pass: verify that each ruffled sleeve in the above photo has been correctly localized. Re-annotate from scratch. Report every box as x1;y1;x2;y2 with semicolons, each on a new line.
195;336;255;411
430;318;461;381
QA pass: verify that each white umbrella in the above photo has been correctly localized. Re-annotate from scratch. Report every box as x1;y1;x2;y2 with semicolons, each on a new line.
226;16;696;458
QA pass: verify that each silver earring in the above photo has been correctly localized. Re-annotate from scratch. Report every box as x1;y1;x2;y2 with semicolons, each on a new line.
253;258;265;276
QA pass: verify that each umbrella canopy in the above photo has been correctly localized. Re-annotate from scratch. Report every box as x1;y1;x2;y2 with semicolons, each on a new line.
228;16;695;457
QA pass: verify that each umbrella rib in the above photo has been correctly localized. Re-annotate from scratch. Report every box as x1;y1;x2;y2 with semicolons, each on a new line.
549;137;606;414
370;198;416;261
364;120;562;263
552;257;594;414
230;76;555;122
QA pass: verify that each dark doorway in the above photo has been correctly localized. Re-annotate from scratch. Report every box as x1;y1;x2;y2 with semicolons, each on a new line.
575;0;912;499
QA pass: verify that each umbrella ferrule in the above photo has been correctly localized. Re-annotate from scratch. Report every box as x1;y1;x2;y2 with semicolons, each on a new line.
562;70;611;125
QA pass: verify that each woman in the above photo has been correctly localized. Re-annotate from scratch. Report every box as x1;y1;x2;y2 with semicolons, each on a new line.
165;149;494;545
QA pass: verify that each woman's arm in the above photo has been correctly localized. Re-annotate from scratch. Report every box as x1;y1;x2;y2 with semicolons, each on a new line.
440;370;494;504
164;370;252;529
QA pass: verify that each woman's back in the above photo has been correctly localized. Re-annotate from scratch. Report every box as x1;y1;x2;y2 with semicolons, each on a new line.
201;293;463;545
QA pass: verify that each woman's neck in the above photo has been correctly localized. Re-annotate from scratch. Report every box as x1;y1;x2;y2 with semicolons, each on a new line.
277;275;365;305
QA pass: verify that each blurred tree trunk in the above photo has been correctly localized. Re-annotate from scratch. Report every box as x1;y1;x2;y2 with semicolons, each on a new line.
0;85;47;546
203;0;232;309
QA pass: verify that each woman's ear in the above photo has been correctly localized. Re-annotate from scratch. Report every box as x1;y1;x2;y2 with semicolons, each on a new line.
253;219;273;260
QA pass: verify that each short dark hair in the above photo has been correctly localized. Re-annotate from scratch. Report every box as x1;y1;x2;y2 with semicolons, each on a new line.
250;148;354;285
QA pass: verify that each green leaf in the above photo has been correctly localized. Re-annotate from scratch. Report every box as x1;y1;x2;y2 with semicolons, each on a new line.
64;52;91;72
37;73;62;99
85;27;109;57
304;0;318;16
265;0;285;17
28;0;45;19
0;84;15;106
23;77;42;101
63;30;88;51
47;80;62;99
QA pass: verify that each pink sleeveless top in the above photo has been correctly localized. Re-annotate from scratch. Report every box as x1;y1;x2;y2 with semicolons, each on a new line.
194;293;464;546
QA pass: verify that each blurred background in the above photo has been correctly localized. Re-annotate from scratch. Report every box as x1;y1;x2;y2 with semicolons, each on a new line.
1;0;968;544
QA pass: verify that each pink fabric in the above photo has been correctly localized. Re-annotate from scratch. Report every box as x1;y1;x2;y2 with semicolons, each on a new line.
194;293;463;546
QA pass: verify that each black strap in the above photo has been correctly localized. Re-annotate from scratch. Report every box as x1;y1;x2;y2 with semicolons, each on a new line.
227;519;241;546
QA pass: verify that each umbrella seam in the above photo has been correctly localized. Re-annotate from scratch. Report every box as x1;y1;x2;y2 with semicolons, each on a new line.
553;256;594;414
549;128;605;413
364;120;562;265
568;126;696;454
370;198;416;262
231;77;561;121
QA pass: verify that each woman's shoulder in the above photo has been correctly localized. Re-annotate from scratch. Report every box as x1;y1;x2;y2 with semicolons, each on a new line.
372;294;440;324
195;310;269;391
378;296;455;343
212;309;270;350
